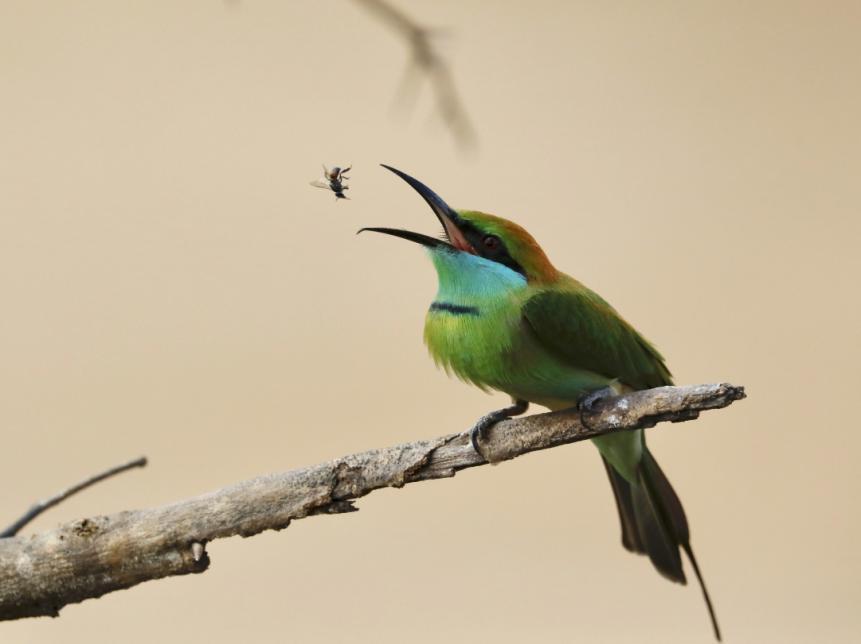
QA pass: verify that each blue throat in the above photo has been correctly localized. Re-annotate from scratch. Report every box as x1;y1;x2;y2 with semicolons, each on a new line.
427;248;527;313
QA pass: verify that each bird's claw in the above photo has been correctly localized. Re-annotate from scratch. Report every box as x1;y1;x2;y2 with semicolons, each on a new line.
469;411;503;457
578;386;617;429
467;399;529;461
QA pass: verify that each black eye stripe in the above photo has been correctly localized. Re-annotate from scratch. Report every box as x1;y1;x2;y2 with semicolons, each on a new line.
459;222;526;277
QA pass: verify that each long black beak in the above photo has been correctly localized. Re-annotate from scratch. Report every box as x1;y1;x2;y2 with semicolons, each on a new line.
357;226;449;248
379;164;461;231
357;165;463;249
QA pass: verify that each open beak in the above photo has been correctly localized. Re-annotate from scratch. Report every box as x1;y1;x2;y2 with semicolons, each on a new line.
358;165;474;252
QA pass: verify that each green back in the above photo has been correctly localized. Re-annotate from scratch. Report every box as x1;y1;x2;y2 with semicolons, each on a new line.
522;280;673;390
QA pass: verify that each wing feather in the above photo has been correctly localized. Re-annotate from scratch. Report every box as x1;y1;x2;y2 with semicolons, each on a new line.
522;286;672;390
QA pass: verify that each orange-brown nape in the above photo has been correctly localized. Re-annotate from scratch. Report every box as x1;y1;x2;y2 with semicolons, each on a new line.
454;210;560;284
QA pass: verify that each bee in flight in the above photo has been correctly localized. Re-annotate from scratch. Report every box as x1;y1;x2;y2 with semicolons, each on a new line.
310;164;351;200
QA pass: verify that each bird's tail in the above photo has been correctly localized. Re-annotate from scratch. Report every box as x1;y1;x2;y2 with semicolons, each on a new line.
602;449;721;641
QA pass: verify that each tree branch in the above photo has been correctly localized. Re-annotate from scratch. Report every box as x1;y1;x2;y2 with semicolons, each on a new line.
0;383;744;621
353;0;476;148
0;457;147;539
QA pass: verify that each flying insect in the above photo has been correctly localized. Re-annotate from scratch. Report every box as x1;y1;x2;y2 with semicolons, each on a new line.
310;164;351;200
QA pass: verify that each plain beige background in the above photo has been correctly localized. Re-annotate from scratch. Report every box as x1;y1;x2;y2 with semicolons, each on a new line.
1;1;859;642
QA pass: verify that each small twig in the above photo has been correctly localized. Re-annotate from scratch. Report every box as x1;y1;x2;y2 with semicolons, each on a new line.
0;456;148;538
0;384;744;620
353;0;476;148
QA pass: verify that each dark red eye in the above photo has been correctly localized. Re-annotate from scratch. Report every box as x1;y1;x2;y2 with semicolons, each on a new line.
483;235;500;250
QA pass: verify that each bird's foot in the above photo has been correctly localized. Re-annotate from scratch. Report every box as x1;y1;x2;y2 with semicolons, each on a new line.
577;386;618;429
468;399;529;461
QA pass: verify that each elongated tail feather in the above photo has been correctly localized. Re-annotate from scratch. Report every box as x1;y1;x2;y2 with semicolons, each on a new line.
681;541;722;641
602;450;722;641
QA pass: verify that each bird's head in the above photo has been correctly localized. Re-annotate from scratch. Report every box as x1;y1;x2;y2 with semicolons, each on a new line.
360;165;559;286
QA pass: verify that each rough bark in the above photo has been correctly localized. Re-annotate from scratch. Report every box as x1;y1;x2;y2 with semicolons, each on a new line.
0;383;744;621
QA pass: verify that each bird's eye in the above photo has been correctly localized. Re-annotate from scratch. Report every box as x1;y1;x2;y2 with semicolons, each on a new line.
482;235;500;250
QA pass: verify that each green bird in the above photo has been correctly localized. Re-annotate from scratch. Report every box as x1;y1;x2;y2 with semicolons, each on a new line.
361;165;720;640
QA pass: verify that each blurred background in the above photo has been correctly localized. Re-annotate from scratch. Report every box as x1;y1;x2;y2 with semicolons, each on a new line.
1;1;859;642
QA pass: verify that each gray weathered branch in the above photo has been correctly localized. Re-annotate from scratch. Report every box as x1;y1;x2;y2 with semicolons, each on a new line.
0;383;744;621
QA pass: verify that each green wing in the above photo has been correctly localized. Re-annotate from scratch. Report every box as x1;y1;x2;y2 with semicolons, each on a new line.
522;286;672;390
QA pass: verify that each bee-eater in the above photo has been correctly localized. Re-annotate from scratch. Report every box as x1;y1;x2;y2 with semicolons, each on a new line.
361;165;721;640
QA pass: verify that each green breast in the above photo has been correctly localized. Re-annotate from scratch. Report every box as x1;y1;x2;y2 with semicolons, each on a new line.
424;296;524;390
424;295;611;404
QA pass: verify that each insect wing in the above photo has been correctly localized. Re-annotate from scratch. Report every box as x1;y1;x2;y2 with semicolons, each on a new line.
309;179;332;190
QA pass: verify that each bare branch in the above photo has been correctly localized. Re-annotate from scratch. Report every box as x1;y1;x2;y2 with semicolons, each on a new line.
0;457;148;539
354;0;476;148
0;383;744;621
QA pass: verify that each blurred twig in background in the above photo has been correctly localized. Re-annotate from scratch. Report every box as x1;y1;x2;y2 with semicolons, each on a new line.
354;0;476;148
0;457;147;538
0;383;743;621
